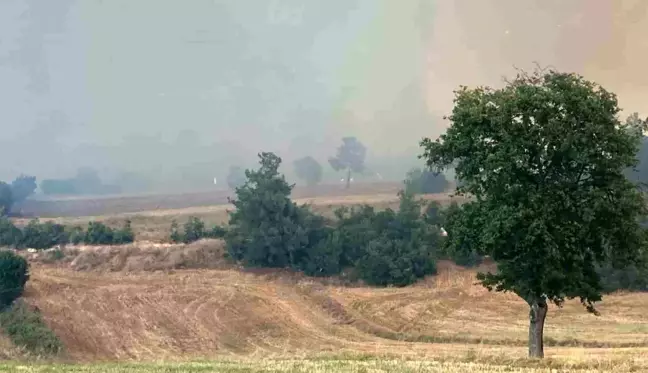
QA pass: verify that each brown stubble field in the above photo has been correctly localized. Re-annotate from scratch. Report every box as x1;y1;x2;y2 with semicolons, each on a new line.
7;183;648;372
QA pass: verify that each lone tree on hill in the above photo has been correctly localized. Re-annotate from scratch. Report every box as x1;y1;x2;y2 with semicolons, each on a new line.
293;156;323;187
329;136;366;189
420;68;648;358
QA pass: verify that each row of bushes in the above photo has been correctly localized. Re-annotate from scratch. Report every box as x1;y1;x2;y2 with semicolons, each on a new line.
0;218;134;250
209;153;448;286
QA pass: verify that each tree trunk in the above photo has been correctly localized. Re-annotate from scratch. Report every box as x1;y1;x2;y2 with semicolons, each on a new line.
345;168;351;189
528;298;548;358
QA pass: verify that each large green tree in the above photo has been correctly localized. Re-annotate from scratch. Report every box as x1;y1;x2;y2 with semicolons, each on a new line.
420;69;648;358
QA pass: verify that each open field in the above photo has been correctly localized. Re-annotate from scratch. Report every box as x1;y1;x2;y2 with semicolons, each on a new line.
12;250;648;371
17;182;404;218
17;192;461;242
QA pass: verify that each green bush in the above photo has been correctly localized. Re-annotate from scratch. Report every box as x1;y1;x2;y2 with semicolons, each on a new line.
329;190;438;286
18;220;68;250
169;217;227;243
83;222;114;245
404;168;449;195
183;217;205;243
225;152;330;270
0;301;63;355
113;220;135;244
0;251;29;309
67;226;85;245
0;218;22;247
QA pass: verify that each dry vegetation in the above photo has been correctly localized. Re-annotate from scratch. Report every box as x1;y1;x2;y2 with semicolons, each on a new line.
14;251;648;371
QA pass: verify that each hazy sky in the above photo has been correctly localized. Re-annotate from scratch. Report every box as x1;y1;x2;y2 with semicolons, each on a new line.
1;0;647;190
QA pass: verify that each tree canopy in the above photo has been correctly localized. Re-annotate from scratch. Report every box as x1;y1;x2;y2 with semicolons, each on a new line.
420;68;648;358
329;137;366;188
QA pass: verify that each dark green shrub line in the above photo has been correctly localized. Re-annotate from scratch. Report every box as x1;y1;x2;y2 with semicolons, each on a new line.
169;217;227;244
0;251;62;356
0;218;134;250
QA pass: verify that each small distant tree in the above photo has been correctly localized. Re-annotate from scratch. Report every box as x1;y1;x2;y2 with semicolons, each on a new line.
404;168;449;194
293;156;323;187
10;175;37;204
226;166;246;190
421;68;648;358
329;137;366;188
0;182;13;216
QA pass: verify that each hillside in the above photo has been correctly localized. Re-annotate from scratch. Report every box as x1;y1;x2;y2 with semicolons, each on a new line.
20;243;648;368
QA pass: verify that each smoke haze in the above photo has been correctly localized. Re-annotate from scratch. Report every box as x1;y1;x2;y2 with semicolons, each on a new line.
0;0;646;192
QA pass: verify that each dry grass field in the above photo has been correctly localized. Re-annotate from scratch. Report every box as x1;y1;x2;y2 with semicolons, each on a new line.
18;182;404;218
4;187;648;372
13;248;648;372
18;192;460;242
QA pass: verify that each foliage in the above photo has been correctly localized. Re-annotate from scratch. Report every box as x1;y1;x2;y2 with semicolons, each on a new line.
18;220;68;250
329;137;367;188
0;301;63;355
404;168;449;195
420;68;648;356
113;220;135;245
225;152;330;271
356;190;437;286
10;175;36;205
83;222;115;245
226;166;246;190
79;221;133;245
67;226;85;245
436;202;482;267
330;190;438;286
0;251;29;309
0;218;22;248
169;217;228;243
0;182;12;217
293;156;323;187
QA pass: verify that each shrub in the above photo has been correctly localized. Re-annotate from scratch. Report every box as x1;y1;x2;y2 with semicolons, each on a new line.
0;301;63;355
329;190;438;286
18;220;68;250
113;220;135;244
169;217;227;243
0;251;29;309
207;225;227;239
0;218;22;247
183;217;205;243
225;152;330;270
404;168;449;195
67;226;85;245
83;222;114;245
170;221;182;243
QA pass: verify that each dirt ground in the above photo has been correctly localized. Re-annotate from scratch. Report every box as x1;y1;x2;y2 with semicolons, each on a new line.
22;250;648;367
